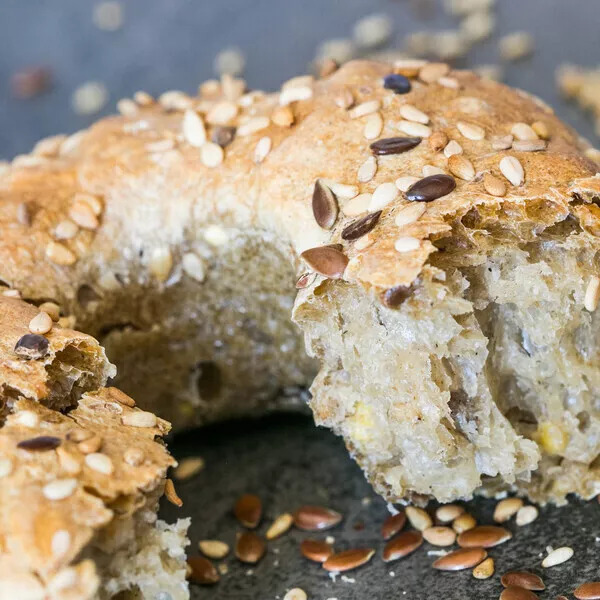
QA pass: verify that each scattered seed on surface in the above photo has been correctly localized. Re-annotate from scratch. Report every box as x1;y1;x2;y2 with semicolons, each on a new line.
406;174;456;202
182;110;207;147
235;531;266;564
574;582;600;599
212;126;236;148
542;546;573;568
77;435;102;454
483;173;507;197
393;59;427;78
46;241;77;266
300;539;334;563
436;505;465;523
423;526;456;547
370;137;422;156
422;165;445;177
17;435;60;451
500;155;524;186
457;525;512;548
500;587;539;600
85;452;114;475
511;122;538;141
492;134;514;150
272;105;295;127
293;505;343;531
456;120;485;141
174;456;205;480
187;556;219;585
234;494;262;529
334;87;354;110
432;547;487;571
405;506;433;531
323;548;375;572
29;311;53;335
300;247;348;280
472;557;494;579
342;211;382;241
123;447;144;466
381;511;407;540
452;513;477;533
494;498;524;523
284;588;308;600
279;85;313;106
122;410;157;428
399;104;429;124
383;530;423;562
513;140;546;152
200;142;224;168
199;540;229;560
501;572;545;590
357;156;377;182
585;276;600;312
532;121;550;139
266;513;293;540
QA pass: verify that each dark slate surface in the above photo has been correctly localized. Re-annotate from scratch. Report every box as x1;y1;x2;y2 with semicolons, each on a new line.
2;1;600;598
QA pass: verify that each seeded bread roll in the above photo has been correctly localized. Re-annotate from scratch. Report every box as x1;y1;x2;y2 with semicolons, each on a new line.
2;60;600;532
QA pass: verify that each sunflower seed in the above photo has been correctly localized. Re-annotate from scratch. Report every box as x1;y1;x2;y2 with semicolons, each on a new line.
284;588;308;600
397;120;431;138
364;112;383;140
381;512;407;540
85;452;114;475
429;131;449;152
457;525;512;548
500;587;539;600
472;557;494;579
199;540;229;559
395;176;420;192
173;456;205;480
293;505;343;531
46;241;76;266
383;530;423;562
406;506;433;531
69;200;99;229
494;498;523;523
235;531;266;564
43;478;77;501
406;174;456;202
357;156;377;182
422;165;446;176
394;203;426;228
182;110;207;147
512;140;546;152
419;62;450;83
234;494;262;529
29;311;53;335
542;546;573;568
383;73;411;94
348;100;381;120
394;237;420;253
501;572;545;590
436;505;465;523
369;182;399;211
323;548;375;572
439;76;460;89
423;526;456;547
343;193;372;216
483;173;507;197
342;211;382;241
300;539;334;563
300;247;348;279
457;120;485;141
574;582;600;599
516;505;538;526
266;513;293;540
511;122;538;141
492;134;514;150
122;410;157;428
432;547;487;571
200;142;224;168
17;435;60;451
443;140;463;158
187;556;219;584
499;156;524;185
448;154;475;180
253;136;272;163
399;104;429;124
370;137;422;155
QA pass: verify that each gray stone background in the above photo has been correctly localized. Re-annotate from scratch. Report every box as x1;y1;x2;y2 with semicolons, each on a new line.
2;1;600;598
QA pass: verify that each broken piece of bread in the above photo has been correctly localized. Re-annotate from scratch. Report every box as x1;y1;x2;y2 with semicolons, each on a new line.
2;58;600;597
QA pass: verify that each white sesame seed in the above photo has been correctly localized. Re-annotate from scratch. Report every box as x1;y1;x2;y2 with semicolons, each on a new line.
74;193;103;216
394;203;426;228
443;140;463;157
206;100;239;126
237;116;270;136
182;110;207;147
116;98;138;117
0;458;13;478
542;546;573;568
85;453;114;475
397;120;431;138
515;505;539;526
399;104;429;124
122;410;158;428
584;276;600;312
348;100;381;120
149;247;173;283
69;200;98;230
253;136;272;164
394;237;421;253
395;176;420;192
200;142;224;168
204;224;228;246
51;530;71;557
43;478;77;501
14;410;39;428
46;241;76;266
182;252;206;282
369;182;399;211
124;447;145;466
456;120;485;141
159;90;193;111
422;165;446;176
29;311;53;335
343;193;372;216
279;86;313;106
499;155;524;186
364;112;383;140
357;156;377;183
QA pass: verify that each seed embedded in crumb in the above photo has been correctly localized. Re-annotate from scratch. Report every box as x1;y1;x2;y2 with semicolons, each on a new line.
493;497;523;523
293;505;343;531
395;176;420;192
369;182;399;211
29;311;53;335
364;112;383;140
300;539;333;563
542;546;573;567
585;276;600;312
348;100;381;120
343;193;372;216
199;540;229;559
124;447;144;466
322;548;375;572
46;241;77;266
173;457;205;480
499;156;524;186
43;478;77;501
443;140;463;157
419;62;450;84
272;105;295;127
395;237;420;253
399;104;429;124
84;452;113;475
78;435;102;454
235;531;266;564
0;458;13;478
266;513;293;540
253;136;272;163
182;110;207;147
472;557;494;579
405;506;433;531
234;493;262;529
357;156;377;183
394;202;426;228
397;120;431;138
531;121;550;140
335;86;354;109
200;142;224;168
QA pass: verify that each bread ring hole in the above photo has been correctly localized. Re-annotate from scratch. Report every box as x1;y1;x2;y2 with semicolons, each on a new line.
77;284;101;309
194;361;222;401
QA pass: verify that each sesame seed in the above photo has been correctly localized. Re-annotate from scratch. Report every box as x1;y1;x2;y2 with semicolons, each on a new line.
354;234;373;250
237;116;270;136
348;100;381;120
182;252;206;283
397;120;431;138
149;246;173;282
253;136;272;163
394;202;426;228
14;410;39;427
200;142;224;168
46;241;76;266
542;546;573;568
134;90;154;105
159;90;193;111
182;110;207;147
116;98;138;117
29;311;53;335
69;200;99;230
53;220;78;240
122;410;158;428
279;86;313;106
85;452;114;475
395;237;421;253
78;434;102;454
343;193;372;216
499;156;524;186
399;104;429;124
585;276;600;311
395;176;420;192
206;101;239;126
364;112;383;140
357;156;377;183
51;530;71;557
369;182;399;211
43;478;77;501
444;140;463;157
456;120;485;141
325;181;359;199
204;224;228;246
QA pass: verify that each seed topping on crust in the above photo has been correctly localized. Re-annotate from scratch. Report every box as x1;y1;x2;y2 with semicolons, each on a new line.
370;182;399;211
370;136;422;155
29;311;53;335
17;435;61;451
406;174;456;202
84;452;114;475
456;120;485;141
312;180;339;230
42;478;77;501
342;211;382;241
357;156;377;182
499;155;525;186
383;73;412;94
381;285;412;308
300;247;348;279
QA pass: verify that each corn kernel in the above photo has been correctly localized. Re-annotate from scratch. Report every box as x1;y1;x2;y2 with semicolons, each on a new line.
537;422;568;455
